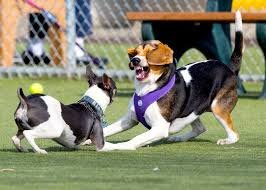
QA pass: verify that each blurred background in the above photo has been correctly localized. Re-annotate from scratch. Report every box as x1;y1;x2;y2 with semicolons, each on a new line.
0;0;265;85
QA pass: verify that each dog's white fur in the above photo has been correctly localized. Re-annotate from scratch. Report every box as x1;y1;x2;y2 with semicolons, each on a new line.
211;99;239;145
12;85;111;154
85;11;243;151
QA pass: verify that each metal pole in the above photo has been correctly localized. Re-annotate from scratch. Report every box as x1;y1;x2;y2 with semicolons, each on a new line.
65;0;76;77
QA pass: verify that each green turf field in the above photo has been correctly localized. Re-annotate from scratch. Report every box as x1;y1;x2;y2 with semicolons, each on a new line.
0;78;265;190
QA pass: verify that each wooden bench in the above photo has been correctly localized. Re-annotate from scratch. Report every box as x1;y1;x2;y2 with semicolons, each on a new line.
127;12;266;23
127;11;266;98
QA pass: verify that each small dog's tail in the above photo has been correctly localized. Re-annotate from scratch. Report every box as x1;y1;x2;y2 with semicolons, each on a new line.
17;88;27;110
15;88;33;130
229;10;244;75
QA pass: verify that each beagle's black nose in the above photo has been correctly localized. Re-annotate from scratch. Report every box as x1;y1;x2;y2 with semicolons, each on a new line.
131;57;141;66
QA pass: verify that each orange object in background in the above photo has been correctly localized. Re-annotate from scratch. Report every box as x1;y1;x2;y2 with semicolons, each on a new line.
0;0;66;67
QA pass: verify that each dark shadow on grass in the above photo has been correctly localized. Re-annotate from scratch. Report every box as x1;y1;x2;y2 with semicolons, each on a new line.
103;138;212;147
0;146;95;153
104;140;132;144
0;147;73;153
45;146;78;152
0;138;213;153
0;148;20;153
151;138;212;146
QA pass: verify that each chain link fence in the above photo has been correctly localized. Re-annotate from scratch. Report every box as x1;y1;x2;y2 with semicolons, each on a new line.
0;0;265;82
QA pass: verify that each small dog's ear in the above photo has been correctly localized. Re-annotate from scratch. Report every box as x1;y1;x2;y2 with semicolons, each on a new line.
102;73;111;89
86;65;97;86
147;43;173;65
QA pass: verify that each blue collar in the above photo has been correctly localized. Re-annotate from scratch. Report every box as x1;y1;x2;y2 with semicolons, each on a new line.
134;75;176;129
78;96;107;128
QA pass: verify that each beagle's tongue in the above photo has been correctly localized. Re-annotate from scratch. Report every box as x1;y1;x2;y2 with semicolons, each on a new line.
136;66;147;80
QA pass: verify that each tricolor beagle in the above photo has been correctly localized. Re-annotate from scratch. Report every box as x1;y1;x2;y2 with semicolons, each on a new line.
87;11;244;151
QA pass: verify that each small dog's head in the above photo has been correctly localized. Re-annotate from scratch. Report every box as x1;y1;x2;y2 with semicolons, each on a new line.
86;66;117;103
128;40;173;82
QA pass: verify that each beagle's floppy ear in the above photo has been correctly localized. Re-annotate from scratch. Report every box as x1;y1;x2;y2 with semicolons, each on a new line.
147;43;173;65
127;48;137;60
127;48;137;70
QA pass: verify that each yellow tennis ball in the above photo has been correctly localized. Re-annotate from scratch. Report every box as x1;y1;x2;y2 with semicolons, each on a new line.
29;83;44;94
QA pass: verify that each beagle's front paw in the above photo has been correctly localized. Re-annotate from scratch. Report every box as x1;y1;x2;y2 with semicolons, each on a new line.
116;142;136;150
217;137;239;145
98;142;116;152
98;142;136;151
35;149;48;154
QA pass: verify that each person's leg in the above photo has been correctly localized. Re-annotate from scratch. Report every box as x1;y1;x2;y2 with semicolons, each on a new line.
75;0;92;58
75;0;108;68
22;13;51;65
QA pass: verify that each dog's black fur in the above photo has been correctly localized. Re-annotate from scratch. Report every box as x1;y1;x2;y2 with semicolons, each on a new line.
14;66;116;152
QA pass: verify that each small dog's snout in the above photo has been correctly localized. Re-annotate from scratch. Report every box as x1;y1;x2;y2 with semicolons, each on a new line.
131;57;141;66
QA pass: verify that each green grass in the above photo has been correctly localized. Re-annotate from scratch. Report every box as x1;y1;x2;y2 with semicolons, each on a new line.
0;78;266;190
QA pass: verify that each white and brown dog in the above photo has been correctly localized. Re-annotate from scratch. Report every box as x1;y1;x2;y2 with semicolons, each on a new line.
85;11;243;151
12;66;117;154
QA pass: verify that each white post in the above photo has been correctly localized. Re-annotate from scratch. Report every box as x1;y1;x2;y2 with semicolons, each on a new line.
65;0;76;77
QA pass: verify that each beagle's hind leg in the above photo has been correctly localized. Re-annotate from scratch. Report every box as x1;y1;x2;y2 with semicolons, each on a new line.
211;86;239;145
168;118;206;142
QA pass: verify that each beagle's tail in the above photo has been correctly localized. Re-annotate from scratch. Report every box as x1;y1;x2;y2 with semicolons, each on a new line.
229;11;244;75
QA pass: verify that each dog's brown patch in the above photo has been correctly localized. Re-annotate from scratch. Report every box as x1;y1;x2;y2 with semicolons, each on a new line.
127;40;173;66
147;43;173;65
127;48;137;59
211;85;238;135
149;65;166;75
157;88;177;121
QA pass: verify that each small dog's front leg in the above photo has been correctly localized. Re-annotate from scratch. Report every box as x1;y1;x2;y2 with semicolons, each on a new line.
23;130;48;154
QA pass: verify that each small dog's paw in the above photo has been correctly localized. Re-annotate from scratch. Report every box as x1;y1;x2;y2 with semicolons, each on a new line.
11;136;28;152
217;138;238;145
81;139;92;146
36;149;48;154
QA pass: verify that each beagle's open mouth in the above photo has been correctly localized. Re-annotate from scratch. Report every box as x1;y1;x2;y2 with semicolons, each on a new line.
135;66;150;81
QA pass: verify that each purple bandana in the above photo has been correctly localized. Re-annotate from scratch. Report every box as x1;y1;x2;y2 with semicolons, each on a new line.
134;75;176;129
